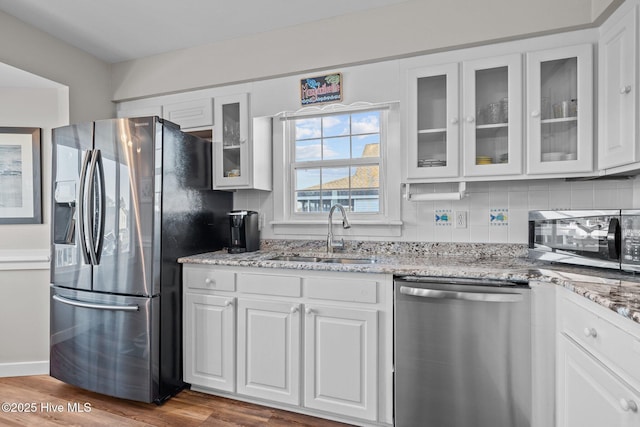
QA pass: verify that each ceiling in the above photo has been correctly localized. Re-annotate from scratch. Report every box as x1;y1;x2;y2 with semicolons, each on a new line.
0;0;410;64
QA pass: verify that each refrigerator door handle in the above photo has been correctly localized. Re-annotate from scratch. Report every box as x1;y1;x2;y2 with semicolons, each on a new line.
86;149;101;265
53;294;139;312
93;149;106;263
399;285;524;303
77;149;92;264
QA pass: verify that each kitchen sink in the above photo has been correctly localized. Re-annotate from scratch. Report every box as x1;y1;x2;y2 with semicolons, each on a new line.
268;255;325;262
320;257;378;264
268;255;378;264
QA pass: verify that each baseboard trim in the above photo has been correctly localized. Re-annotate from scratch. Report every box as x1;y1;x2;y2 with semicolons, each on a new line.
0;361;49;377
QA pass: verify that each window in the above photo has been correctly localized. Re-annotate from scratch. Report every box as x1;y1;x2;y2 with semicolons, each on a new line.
293;110;381;214
272;102;401;237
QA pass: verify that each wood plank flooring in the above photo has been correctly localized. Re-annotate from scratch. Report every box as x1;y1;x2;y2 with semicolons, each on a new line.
0;376;353;426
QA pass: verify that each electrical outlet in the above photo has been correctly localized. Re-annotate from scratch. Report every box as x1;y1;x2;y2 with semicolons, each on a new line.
455;211;467;229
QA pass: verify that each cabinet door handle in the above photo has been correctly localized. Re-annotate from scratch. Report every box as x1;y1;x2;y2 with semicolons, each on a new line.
290;306;299;313
450;117;459;125
620;85;632;95
583;327;597;338
224;300;233;307
531;110;540;118
305;307;314;315
465;116;475;123
620;398;638;412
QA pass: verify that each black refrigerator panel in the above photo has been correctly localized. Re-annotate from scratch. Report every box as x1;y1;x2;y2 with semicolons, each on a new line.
51;122;94;291
92;117;158;297
50;286;159;403
158;123;233;397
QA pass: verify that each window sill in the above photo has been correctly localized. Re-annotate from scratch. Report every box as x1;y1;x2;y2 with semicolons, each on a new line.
270;219;403;237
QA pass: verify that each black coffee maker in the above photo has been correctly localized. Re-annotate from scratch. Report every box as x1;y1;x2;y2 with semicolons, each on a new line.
227;210;260;253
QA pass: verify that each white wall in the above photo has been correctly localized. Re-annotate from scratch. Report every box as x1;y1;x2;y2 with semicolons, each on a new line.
0;8;117;375
111;0;619;101
0;10;113;123
0;86;69;376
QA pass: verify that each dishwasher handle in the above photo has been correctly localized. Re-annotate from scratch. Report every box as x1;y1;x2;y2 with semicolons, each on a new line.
399;285;524;303
397;275;527;287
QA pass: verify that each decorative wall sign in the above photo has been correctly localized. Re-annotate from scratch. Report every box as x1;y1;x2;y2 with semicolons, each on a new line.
300;73;342;106
0;127;42;224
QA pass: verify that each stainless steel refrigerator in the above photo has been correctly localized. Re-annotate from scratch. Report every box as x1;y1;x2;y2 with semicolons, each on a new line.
49;116;232;403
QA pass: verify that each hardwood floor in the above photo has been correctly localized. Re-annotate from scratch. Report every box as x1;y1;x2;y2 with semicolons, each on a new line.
0;376;353;426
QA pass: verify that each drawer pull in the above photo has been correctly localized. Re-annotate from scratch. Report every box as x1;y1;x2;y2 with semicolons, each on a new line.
620;399;638;412
204;278;215;286
583;327;597;338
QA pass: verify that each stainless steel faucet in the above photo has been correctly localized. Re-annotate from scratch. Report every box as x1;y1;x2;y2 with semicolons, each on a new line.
327;203;351;253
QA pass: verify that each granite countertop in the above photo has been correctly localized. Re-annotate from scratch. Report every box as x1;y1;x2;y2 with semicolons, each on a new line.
179;240;640;326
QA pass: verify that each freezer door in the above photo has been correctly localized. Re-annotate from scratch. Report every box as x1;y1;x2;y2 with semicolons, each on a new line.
92;117;159;296
50;286;159;403
51;123;94;290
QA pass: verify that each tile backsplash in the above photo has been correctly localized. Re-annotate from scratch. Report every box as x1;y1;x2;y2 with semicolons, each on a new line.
234;177;640;244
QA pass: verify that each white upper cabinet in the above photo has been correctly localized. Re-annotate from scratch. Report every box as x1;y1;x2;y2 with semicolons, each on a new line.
406;63;460;179
598;3;638;170
164;98;213;129
116;98;213;129
462;54;523;176
213;93;272;191
526;44;593;174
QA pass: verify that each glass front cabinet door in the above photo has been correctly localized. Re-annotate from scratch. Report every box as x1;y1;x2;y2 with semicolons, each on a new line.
526;44;593;174
462;54;523;177
406;63;460;179
214;93;251;188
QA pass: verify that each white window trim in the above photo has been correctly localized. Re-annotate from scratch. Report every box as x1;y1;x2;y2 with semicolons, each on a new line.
271;101;402;237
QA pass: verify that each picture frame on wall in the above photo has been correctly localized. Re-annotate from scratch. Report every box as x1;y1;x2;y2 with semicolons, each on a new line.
0;127;42;224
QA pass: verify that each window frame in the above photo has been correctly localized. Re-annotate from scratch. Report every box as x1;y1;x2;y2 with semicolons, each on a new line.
290;107;384;219
271;101;402;237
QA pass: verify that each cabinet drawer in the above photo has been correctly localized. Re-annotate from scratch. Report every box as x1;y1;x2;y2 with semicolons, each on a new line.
305;277;378;304
559;291;640;385
237;273;301;297
184;265;235;292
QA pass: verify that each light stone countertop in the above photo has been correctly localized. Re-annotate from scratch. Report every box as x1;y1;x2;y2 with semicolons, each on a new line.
179;240;640;325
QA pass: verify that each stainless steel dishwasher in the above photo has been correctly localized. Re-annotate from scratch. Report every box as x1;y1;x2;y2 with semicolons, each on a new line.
394;276;532;427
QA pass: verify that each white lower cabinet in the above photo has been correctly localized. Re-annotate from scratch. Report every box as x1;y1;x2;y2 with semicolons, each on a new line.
556;288;640;427
558;336;640;427
237;298;300;405
304;304;378;421
183;293;235;392
183;265;393;426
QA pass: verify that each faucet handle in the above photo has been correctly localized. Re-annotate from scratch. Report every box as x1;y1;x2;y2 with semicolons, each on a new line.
330;237;346;251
